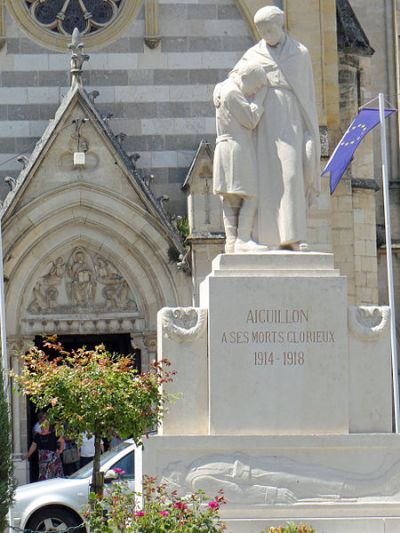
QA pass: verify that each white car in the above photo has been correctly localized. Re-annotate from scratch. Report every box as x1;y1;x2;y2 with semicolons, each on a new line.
9;440;135;532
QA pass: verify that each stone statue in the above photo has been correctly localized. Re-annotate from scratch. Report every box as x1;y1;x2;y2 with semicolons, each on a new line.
216;6;321;252
162;454;400;505
27;248;138;314
67;248;96;306
213;62;269;253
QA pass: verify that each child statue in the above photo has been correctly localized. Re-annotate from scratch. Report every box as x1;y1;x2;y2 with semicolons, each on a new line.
213;62;269;253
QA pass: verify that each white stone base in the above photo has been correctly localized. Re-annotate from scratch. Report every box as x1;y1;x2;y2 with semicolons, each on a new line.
200;252;349;435
137;434;400;533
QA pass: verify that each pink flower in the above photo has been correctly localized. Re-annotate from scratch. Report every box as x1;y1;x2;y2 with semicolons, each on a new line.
208;501;219;510
113;468;125;475
134;511;145;517
173;502;187;511
159;510;169;517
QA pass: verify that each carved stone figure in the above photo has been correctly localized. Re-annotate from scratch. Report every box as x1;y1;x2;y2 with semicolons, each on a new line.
42;257;65;283
162;454;400;505
27;248;138;314
28;283;58;313
223;6;320;251
213;62;268;253
95;256;137;310
67;249;96;306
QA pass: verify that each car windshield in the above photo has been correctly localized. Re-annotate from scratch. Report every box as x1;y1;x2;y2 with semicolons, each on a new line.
69;441;133;479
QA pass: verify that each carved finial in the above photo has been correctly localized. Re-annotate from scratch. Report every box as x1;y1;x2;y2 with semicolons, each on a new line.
157;194;169;210
16;155;29;169
143;173;154;187
102;112;114;122
115;132;127;145
4;176;16;191
129;153;141;163
88;90;99;103
68;28;90;88
127;153;140;169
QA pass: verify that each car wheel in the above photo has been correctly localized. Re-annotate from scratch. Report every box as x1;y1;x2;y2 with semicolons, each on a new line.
26;507;85;532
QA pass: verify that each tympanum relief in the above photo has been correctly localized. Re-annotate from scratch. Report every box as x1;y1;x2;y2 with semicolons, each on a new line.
28;247;138;315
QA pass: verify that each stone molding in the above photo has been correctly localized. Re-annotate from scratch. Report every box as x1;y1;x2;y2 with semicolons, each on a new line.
160;307;207;343
144;0;160;49
20;315;142;336
348;305;390;340
6;0;142;51
0;0;4;50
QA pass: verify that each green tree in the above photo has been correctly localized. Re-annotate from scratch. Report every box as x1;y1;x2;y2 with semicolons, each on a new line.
12;338;173;498
0;367;15;531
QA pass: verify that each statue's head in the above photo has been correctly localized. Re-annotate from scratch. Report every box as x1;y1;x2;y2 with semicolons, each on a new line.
232;62;268;97
254;6;285;47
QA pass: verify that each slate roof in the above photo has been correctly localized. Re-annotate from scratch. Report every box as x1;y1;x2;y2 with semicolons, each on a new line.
336;0;375;56
182;139;213;190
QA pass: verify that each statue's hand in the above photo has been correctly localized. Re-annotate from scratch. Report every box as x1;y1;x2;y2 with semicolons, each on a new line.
276;488;298;504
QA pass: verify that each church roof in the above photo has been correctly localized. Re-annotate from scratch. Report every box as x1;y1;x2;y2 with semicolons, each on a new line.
336;0;374;56
1;27;183;253
0;71;183;254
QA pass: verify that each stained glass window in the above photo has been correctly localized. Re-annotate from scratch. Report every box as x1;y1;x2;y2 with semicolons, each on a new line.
25;0;123;37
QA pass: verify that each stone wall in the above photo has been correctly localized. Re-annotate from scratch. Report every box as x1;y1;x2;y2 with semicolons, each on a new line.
0;1;253;215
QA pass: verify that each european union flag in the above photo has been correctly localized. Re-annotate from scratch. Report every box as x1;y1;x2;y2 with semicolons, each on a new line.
322;108;396;194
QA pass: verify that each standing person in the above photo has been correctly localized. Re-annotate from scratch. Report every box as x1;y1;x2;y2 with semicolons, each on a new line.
232;6;321;250
79;433;103;468
25;419;64;480
32;410;46;436
213;62;269;253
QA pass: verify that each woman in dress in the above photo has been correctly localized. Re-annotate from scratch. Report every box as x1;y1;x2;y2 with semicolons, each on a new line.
26;418;64;480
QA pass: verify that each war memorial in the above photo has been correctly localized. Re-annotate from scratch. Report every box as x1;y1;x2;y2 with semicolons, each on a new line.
0;0;399;530
138;6;400;532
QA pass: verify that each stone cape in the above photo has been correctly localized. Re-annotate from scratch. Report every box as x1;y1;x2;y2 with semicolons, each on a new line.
234;36;321;246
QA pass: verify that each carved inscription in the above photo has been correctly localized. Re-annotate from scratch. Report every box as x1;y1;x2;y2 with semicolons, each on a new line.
220;308;336;367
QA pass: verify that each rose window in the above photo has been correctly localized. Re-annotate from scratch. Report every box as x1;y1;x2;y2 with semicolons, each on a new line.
8;0;139;50
25;0;123;37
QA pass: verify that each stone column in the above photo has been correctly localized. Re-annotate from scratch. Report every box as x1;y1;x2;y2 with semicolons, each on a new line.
157;307;208;435
9;336;34;485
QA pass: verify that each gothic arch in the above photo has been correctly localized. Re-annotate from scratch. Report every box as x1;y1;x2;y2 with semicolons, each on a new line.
3;185;190;337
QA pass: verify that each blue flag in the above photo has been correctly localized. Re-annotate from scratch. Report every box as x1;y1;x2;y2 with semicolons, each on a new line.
321;108;396;194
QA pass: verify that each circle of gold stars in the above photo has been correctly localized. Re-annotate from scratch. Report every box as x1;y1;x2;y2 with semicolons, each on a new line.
340;123;368;147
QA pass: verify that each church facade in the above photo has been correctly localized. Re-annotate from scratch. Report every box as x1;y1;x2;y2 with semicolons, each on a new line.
0;0;398;483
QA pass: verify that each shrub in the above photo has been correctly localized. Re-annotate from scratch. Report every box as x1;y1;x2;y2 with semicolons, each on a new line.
85;474;227;532
0;367;15;531
12;338;174;497
262;523;316;533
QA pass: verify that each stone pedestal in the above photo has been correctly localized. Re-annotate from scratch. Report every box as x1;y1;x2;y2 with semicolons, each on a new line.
200;253;348;435
137;252;397;533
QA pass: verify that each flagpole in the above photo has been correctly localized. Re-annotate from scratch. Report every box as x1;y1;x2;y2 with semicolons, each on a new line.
379;92;400;433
